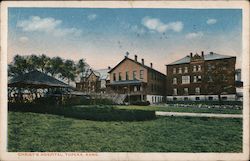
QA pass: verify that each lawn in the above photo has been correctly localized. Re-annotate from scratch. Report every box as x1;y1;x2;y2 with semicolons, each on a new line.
117;105;242;114
8;111;242;152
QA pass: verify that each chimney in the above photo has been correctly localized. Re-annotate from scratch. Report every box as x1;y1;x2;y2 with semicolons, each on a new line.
141;59;144;65
190;52;193;58
201;51;204;57
134;55;138;61
210;51;213;55
150;63;153;68
125;51;129;58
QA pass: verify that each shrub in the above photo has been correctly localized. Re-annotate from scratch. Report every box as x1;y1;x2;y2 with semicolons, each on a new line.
131;101;150;106
8;103;156;121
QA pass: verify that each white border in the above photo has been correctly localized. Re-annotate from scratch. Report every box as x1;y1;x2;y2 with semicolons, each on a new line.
0;1;249;161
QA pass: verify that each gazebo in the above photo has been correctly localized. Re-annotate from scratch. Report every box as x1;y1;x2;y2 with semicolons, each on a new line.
8;70;72;102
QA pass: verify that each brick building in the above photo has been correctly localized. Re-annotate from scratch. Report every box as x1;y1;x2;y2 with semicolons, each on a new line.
76;68;110;93
166;51;236;101
107;55;166;104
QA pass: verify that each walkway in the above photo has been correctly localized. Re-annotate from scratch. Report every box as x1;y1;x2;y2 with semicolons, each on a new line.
155;111;242;118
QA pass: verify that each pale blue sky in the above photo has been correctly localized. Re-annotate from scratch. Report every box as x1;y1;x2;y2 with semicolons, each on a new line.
8;8;242;73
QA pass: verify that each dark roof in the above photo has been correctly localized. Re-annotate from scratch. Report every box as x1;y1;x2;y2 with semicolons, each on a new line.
108;57;165;76
8;70;71;88
167;52;236;65
108;80;145;85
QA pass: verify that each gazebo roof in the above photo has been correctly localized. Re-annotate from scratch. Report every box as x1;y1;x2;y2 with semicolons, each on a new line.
8;70;71;89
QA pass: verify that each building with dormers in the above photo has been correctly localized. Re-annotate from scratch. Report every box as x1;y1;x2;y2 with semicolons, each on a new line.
166;51;236;101
107;55;166;104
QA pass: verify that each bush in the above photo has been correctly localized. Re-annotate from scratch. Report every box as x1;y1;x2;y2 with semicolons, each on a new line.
91;98;114;105
131;101;150;106
8;103;156;121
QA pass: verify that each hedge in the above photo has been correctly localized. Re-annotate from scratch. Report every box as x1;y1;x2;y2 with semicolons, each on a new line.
8;103;156;121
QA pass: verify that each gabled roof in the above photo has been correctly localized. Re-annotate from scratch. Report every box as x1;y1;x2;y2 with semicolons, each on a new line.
167;52;236;65
8;70;71;88
109;56;165;76
94;68;110;80
86;68;110;80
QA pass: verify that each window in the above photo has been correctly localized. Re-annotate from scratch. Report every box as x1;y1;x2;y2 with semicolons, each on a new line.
173;78;177;84
193;65;197;72
173;68;176;74
198;65;201;71
151;84;154;92
208;97;213;101
184;67;188;73
140;70;144;79
222;96;227;100
126;71;129;80
184;88;189;95
178;68;182;74
195;97;200;100
197;76;202;82
133;71;137;80
119;72;122;81
182;76;190;84
113;73;116;81
195;87;200;94
193;76;197;83
173;88;177;95
134;86;137;92
207;64;212;71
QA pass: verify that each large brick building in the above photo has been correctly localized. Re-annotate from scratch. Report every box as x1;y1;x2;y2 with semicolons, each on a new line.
166;51;236;101
107;55;166;104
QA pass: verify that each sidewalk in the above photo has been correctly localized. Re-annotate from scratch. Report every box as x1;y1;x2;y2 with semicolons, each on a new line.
155;111;242;118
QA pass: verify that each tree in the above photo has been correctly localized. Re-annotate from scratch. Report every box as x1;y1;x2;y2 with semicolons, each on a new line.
77;59;87;78
8;55;29;77
47;57;64;77
61;59;76;85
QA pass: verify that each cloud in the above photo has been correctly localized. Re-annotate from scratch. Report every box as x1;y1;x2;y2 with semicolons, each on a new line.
87;14;97;21
185;32;203;39
18;36;29;43
17;16;82;37
206;19;217;25
142;17;183;33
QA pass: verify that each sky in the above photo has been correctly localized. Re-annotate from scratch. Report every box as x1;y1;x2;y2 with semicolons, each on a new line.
8;8;242;73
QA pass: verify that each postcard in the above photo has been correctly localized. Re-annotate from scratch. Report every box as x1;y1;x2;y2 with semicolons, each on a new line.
0;1;249;161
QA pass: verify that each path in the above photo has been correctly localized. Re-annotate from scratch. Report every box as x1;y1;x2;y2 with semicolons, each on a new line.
155;111;242;118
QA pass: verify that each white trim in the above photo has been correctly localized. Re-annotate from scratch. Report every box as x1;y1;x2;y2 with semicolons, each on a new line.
167;94;237;101
147;95;164;104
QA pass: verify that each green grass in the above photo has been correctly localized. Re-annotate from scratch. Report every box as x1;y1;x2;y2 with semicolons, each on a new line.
8;111;242;152
117;105;242;114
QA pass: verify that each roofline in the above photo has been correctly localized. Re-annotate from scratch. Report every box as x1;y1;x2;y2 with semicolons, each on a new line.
108;57;166;76
166;55;236;66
